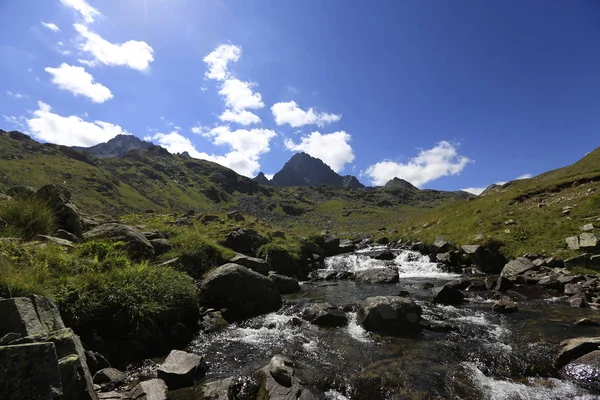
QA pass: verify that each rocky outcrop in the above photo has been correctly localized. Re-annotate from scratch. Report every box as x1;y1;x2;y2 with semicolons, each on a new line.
252;172;272;185
355;268;399;284
357;296;422;335
74;134;152;159
35;184;84;239
501;257;536;277
198;264;282;321
83;223;155;260
0;295;65;338
157;350;206;390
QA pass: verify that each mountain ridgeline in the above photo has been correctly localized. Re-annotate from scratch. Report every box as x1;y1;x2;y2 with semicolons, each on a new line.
73;134;153;158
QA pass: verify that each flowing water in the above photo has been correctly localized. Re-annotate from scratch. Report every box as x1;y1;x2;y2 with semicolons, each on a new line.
186;249;600;399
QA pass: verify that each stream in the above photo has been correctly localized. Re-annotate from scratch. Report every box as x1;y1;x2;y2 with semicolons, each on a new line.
183;248;600;399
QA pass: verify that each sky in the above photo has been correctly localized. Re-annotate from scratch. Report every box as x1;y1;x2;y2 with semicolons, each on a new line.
1;1;599;194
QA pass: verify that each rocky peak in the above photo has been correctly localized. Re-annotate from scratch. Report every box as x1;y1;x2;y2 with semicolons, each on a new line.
252;172;272;185
74;134;152;158
384;177;418;192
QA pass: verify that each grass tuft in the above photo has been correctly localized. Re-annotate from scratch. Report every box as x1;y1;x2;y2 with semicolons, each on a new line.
0;197;56;239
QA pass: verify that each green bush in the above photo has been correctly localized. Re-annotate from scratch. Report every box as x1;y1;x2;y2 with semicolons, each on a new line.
0;197;56;239
167;229;234;277
76;240;131;271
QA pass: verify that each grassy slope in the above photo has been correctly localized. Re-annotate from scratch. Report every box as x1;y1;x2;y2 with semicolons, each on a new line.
397;147;600;259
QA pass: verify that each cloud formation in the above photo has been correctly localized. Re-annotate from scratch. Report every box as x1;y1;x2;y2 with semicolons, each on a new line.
284;131;355;172
41;22;60;32
45;63;112;103
271;101;341;128
364;141;471;187
25;101;129;147
218;109;261;125
203;44;241;81
218;78;264;111
60;0;100;23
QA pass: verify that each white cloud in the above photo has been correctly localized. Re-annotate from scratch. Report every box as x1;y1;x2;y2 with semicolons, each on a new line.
284;131;355;172
74;24;154;71
364;141;471;187
150;127;276;177
461;187;486;195
271;101;341;128
6;91;26;99
203;44;241;81
516;173;532;180
45;63;113;103
41;22;60;32
219;109;261;125
59;0;101;24
25;101;129;146
264;174;274;180
218;78;264;110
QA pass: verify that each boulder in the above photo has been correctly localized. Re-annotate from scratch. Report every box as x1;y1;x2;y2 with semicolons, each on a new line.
168;322;194;346
316;232;341;256
580;233;599;253
269;274;301;294
0;296;65;337
198;264;282;321
93;368;126;390
198;311;228;333
355;268;399;284
364;249;395;261
338;239;356;254
221;228;267;256
83;224;155;260
555;337;600;368
501;257;535;278
85;351;110;375
56;229;80;243
494;276;513;292
492;299;518;313
149;238;172;256
257;355;321;400
431;285;464;305
35;184;84;238
157;350;206;390
446;278;472;291
431;235;456;254
582;224;595;232
301;303;348;327
228;254;270;276
560;350;600;392
0;342;63;400
461;245;507;274
130;379;168;400
357;296;422;335
37;235;75;248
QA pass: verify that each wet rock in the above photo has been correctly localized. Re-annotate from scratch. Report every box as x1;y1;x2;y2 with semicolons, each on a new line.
198;310;228;333
85;350;110;375
565;283;583;295
130;379;167;400
0;342;63;400
198;264;282;321
537;277;564;291
83;224;155;260
421;283;435;290
576;318;600;327
555;337;600;368
431;285;464;305
570;295;589;308
355;268;399;284
229;254;270;276
501;257;535;278
168;322;194;346
269;355;294;387
93;368;126;391
299;240;324;257
445;278;471;291
494;276;514;292
461;245;507;274
148;238;172;256
362;249;395;261
315;232;341;256
36;184;84;238
492;299;518;313
257;356;320;400
301;303;348;327
222;228;267;256
269;274;301;294
357;296;422;335
565;254;591;268
157;350;206;390
560;350;600;392
338;239;356;254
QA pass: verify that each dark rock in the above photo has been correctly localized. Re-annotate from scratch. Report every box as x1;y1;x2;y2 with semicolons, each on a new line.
338;239;355;254
0;296;65;337
494;276;514;292
257;354;321;400
85;350;110;375
130;379;167;400
364;249;395;261
315;232;341;257
149;238;172;256
492;299;518;313
56;229;80;243
355;268;399;284
93;368;126;390
565;254;591;268
461;245;507;274
168;322;194;346
269;274;301;294
0;342;63;400
445;278;471;291
576;318;600;327
537;277;564;291
570;295;589;308
560;350;600;392
501;257;535;277
199;214;220;224
83;223;155;260
357;296;422;335
421;283;435;290
198;264;282;321
222;228;267;256
565;283;583;295
301;303;348;327
228;254;270;276
198;310;228;333
555;337;600;368
299;240;324;256
0;332;21;346
432;235;456;254
157;350;206;390
431;285;464;305
268;355;293;387
35;184;84;239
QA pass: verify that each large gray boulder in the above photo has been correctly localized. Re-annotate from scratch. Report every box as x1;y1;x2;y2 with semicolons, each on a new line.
461;245;507;274
199;264;282;321
157;350;206;390
501;257;535;278
560;350;600;392
355;268;399;284
35;184;84;239
0;342;63;400
357;296;422;335
554;337;600;369
228;253;270;275
269;274;301;294
257;355;321;400
130;379;168;400
580;233;599;253
431;235;456;254
0;296;65;337
83;223;155;260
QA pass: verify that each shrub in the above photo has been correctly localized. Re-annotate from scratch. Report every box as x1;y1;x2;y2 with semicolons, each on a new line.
0;197;56;239
76;240;131;271
167;229;234;278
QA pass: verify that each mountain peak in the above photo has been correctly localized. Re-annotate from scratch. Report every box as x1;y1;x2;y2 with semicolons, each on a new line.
384;177;418;191
252;172;272;185
74;135;152;158
271;153;364;188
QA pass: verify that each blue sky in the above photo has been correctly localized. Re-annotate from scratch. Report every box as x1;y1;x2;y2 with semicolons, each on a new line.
1;0;599;194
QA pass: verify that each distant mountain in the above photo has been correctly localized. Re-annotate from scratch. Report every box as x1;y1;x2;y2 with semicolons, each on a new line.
384;177;419;193
252;172;272;185
268;152;365;189
74;134;152;158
